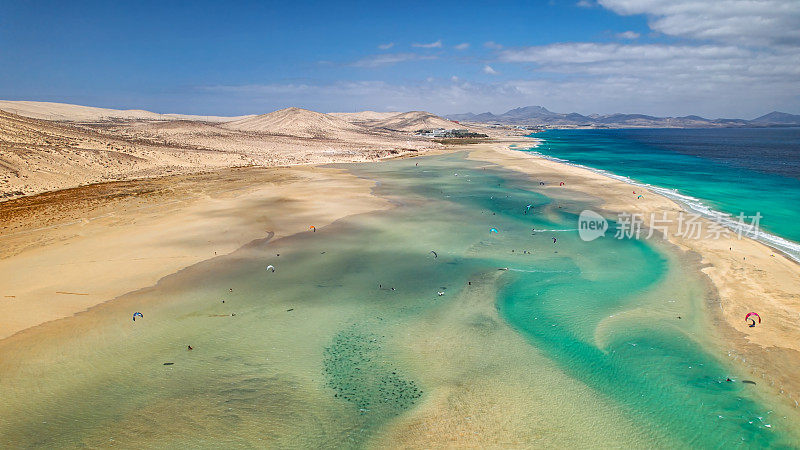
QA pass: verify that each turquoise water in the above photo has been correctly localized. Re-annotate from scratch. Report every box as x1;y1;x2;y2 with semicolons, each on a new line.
0;152;795;447
530;129;800;259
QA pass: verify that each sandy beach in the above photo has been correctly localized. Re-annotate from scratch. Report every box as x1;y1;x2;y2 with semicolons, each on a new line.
5;137;799;388
0;164;389;340
4;1;797;444
468;139;800;410
1;138;799;446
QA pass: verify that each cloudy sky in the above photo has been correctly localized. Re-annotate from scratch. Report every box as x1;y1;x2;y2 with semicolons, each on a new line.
1;0;798;118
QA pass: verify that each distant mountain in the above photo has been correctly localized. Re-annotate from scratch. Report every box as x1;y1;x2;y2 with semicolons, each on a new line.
447;112;478;121
751;111;800;124
446;106;800;128
472;112;500;122
502;106;558;120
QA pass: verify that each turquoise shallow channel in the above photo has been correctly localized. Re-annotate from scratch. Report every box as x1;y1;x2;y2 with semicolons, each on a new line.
0;151;796;447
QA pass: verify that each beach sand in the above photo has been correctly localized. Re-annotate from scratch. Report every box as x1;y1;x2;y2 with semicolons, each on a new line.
468;139;800;410
1;138;799;445
0;165;389;340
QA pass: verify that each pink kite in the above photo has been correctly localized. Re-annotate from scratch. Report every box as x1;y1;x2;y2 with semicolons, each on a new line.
745;312;761;327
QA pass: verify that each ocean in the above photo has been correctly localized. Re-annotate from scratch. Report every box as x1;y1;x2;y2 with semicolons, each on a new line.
0;151;796;447
528;128;800;261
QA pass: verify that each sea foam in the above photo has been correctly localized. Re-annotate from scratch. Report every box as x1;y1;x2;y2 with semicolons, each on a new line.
521;148;800;263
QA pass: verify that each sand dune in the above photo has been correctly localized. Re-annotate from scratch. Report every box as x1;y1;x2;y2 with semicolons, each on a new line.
330;111;402;122
0;107;441;201
224;107;371;138
0;102;503;201
367;110;462;131
0;110;252;200
0;100;250;123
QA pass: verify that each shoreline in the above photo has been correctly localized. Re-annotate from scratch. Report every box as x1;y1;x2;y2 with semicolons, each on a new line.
0;164;391;340
0;147;432;205
2;137;799;414
524;146;800;263
469;138;800;411
0;143;457;340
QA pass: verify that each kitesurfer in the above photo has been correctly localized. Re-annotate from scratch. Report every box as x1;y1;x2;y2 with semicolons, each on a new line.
745;312;761;327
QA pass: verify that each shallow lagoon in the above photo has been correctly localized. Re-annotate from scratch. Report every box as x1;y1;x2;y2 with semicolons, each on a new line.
0;152;794;447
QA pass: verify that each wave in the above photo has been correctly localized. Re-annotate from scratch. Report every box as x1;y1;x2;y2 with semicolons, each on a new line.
519;148;800;263
507;268;578;274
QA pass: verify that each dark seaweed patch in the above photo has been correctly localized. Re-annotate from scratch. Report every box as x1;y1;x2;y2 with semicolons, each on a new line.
323;326;422;415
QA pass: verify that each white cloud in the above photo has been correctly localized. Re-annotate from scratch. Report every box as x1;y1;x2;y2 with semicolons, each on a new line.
483;65;499;75
499;42;800;83
489;0;800;116
616;31;640;39
598;0;800;46
576;0;596;7
495;40;800;116
351;53;435;68
201;80;509;113
378;42;394;50
500;43;747;65
197;0;800;118
201;72;798;118
454;42;470;50
412;40;442;48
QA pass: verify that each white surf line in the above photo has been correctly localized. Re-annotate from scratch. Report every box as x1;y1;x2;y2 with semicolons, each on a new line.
507;268;578;274
516;146;800;263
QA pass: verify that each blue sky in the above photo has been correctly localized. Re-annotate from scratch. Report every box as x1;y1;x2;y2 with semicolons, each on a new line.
1;0;798;117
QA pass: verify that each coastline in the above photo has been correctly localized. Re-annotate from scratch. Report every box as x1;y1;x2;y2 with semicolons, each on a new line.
469;138;800;410
0;138;798;445
524;144;800;264
5;138;799;395
0;164;390;340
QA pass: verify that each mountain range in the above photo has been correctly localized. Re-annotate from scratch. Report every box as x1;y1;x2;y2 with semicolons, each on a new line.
447;106;800;128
